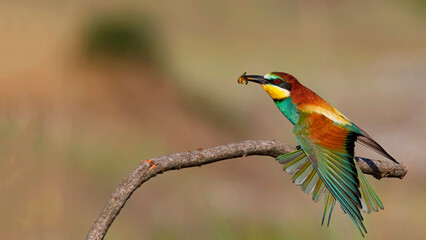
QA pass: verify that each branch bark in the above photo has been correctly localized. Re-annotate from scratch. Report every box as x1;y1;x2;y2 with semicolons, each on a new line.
86;139;407;240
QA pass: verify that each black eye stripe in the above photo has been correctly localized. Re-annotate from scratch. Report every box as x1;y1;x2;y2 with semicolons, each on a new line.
271;78;292;91
280;81;292;91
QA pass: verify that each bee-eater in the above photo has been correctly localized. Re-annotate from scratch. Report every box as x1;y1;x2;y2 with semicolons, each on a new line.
238;72;398;237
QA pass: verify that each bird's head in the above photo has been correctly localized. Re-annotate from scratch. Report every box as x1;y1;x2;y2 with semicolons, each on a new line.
239;72;298;101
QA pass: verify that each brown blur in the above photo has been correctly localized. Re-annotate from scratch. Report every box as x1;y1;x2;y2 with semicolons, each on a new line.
1;1;425;239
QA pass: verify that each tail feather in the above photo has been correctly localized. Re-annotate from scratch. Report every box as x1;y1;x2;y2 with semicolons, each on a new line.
352;123;399;164
356;158;384;213
322;190;336;227
312;179;326;202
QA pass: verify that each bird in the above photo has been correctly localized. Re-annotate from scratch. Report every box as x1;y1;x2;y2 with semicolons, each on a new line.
238;71;399;237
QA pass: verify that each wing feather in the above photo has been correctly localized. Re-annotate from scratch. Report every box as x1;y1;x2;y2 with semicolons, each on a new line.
276;141;383;235
294;113;367;236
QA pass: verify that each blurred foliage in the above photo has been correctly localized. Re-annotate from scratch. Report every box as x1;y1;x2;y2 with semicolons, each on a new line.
83;11;161;65
412;0;426;8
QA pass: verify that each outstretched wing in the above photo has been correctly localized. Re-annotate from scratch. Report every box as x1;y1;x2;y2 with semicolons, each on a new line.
294;113;367;236
277;149;326;202
277;148;334;226
277;149;383;224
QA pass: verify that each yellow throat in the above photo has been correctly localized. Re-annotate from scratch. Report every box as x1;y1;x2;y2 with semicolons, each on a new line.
261;84;290;100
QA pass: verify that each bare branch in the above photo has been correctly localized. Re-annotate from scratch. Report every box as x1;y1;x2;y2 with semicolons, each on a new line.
86;140;407;240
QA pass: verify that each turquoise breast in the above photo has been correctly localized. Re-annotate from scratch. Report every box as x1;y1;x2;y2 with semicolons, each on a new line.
275;98;299;125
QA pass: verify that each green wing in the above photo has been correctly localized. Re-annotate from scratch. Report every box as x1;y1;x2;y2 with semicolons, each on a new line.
277;149;334;226
297;136;366;236
277;149;326;202
277;147;384;235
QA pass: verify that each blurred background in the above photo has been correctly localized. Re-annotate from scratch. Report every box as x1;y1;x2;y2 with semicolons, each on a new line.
0;0;425;239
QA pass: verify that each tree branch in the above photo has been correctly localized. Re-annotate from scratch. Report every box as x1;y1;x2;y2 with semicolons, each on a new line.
86;140;407;240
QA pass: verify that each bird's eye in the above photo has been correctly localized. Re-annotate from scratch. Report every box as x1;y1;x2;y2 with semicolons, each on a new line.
274;79;281;84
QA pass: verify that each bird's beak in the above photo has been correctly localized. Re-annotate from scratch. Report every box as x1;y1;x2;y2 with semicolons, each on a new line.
244;75;267;84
